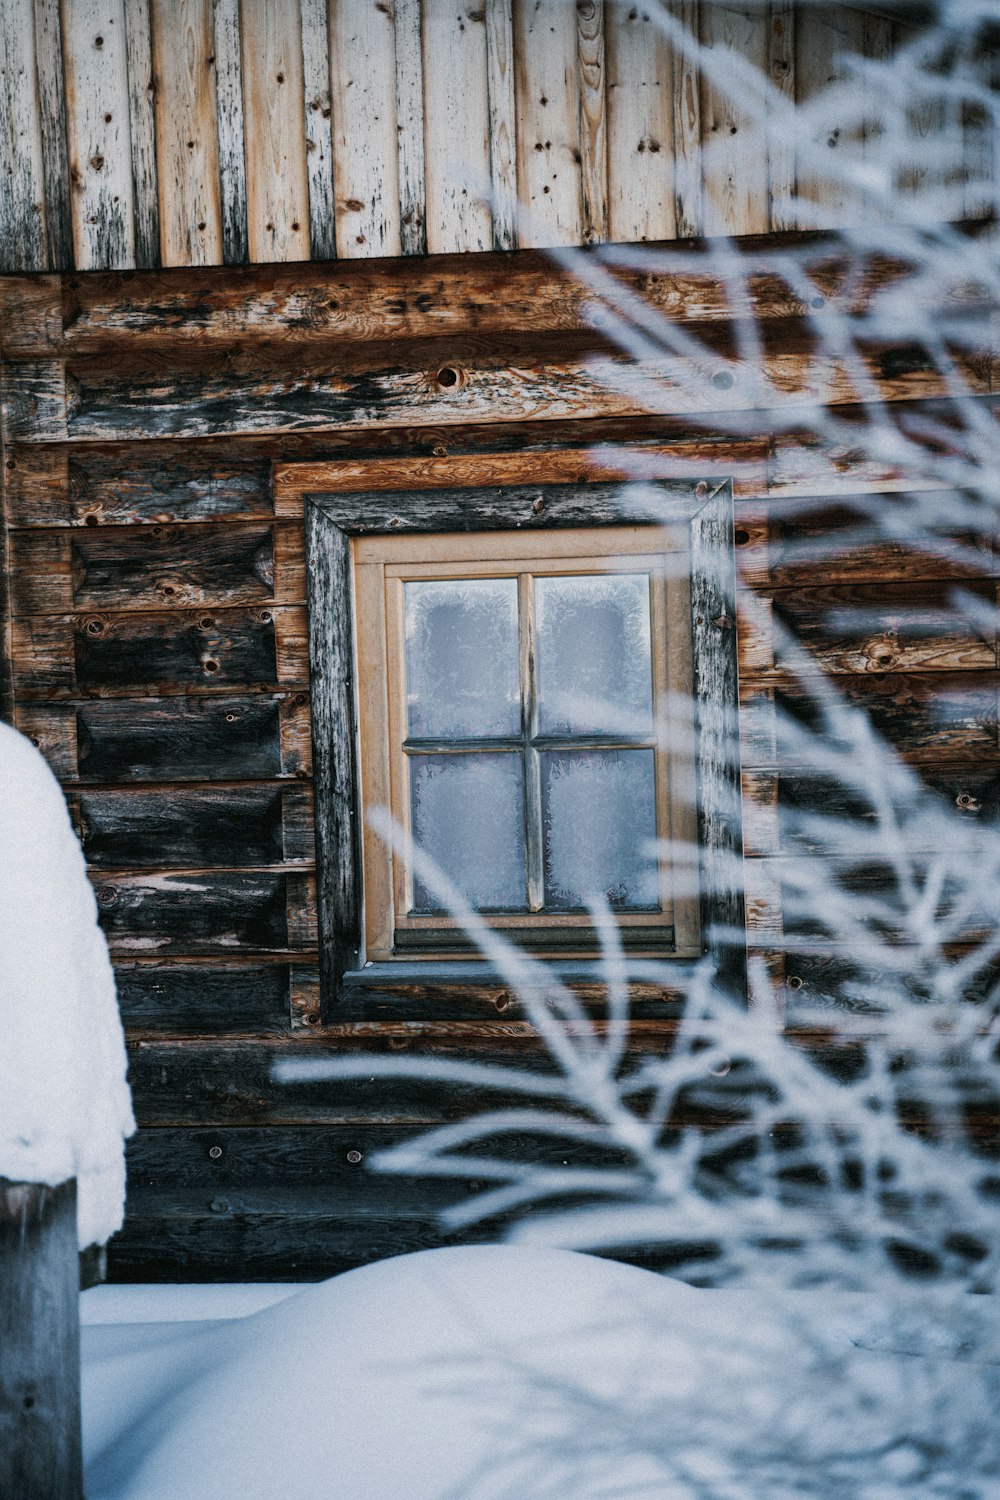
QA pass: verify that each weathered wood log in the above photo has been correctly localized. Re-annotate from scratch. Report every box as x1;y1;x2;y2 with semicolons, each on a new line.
0;1178;82;1500
76;784;313;868
742;762;1000;855
740;671;1000;765
15;692;312;783
90;869;317;955
115;958;305;1035
3;321;992;444
11;604;308;698
8;521;304;615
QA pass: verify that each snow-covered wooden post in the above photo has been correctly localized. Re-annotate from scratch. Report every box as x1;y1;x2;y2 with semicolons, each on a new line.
0;725;135;1500
0;1180;83;1498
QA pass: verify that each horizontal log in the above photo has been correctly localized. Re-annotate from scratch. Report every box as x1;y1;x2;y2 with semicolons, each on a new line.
67;451;272;525
53;229;997;350
11;605;307;698
8;522;305;614
116;960;301;1035
740;673;1000;766
0;275;62;354
108;1201;473;1281
3;331;990;443
742;764;1000;856
736;500;1000;588
76;784;314;868
745;852;993;943
91;870;317;955
765;579;997;675
15;693;312;783
335;978;685;1025
125;1035;600;1126
779;946;1000;1018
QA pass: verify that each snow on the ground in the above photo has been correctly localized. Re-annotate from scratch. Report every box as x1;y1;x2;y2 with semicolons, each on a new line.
81;1245;1000;1500
0;722;135;1247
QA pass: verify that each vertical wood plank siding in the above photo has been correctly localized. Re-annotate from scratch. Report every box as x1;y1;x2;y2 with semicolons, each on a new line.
60;0;135;270
151;0;222;267
240;0;311;262
0;1;989;271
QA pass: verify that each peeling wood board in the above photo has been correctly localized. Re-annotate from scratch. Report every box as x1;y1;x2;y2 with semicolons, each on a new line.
575;0;606;245
78;782;314;869
514;0;583;248
212;0;248;264
793;6;866;230
392;0;425;256
123;0;159;267
329;0;401;259
485;0;516;250
240;0;310;263
605;1;675;243
300;0;335;261
421;1;491;254
151;0;222;267
32;0;73;269
699;2;769;237
669;0;702;239
0;0;48;272
60;0;135;269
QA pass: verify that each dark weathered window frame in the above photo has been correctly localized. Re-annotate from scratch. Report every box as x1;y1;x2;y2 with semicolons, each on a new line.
305;477;746;1015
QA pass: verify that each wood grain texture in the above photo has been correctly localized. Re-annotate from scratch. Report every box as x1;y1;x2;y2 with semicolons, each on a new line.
0;0;47;272
60;0;135;269
0;1179;82;1500
0;274;61;354
47;232;978;347
151;0;221;267
485;0;516;250
92;868;316;954
211;0;248;264
699;2;769;237
514;0;582;248
393;0;425;256
7;520;300;614
766;0;795;231
10;326;990;444
422;0;491;254
669;0;702;239
115;959;298;1034
330;0;401;258
300;0;335;261
79;783;313;868
32;0;73;269
240;0;310;263
305;502;361;1008
15;690;312;782
793;5;866;229
605;0;675;243
123;0;158;267
10;603;309;697
575;0;606;245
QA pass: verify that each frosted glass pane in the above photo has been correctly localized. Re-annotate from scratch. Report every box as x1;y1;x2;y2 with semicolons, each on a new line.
536;573;653;735
404;578;520;739
541;749;658;910
409;753;527;911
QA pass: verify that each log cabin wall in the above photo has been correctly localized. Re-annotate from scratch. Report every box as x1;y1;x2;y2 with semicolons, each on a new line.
2;235;997;1278
0;0;986;274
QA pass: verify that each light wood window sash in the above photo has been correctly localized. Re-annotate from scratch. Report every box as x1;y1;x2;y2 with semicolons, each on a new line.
301;478;746;1015
360;536;691;958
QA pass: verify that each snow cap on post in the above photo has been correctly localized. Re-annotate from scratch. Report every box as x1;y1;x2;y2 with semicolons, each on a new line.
0;723;135;1249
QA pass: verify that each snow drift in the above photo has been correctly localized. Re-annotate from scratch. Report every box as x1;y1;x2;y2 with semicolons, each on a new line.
0;721;135;1247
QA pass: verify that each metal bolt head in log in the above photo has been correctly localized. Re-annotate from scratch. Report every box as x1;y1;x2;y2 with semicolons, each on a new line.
0;1178;83;1500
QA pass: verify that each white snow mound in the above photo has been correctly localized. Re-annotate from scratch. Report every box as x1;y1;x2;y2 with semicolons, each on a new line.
0;722;135;1247
82;1245;1000;1500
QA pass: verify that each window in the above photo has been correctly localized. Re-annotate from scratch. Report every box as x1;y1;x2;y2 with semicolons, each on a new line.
352;526;700;961
300;475;745;1009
